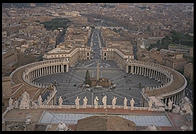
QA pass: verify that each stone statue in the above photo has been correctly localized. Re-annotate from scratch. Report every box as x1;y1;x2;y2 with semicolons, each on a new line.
59;96;63;107
130;98;135;110
124;97;128;109
14;100;19;109
168;99;173;110
32;101;38;109
38;95;43;106
148;99;153;111
102;95;107;109
94;96;99;109
172;104;180;113
112;97;117;109
83;97;88;108
75;96;80;109
9;98;13;108
19;91;30;109
57;122;68;131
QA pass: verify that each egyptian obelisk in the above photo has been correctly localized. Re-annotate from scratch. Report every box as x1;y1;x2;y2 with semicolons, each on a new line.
96;61;100;81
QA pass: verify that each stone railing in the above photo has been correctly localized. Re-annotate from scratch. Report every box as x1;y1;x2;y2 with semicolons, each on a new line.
44;88;57;105
34;104;164;112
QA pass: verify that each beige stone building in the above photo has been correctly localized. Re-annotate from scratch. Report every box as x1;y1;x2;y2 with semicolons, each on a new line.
163;53;187;71
184;63;193;82
43;46;91;67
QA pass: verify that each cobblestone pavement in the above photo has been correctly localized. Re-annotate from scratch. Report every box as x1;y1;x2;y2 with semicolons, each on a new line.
33;60;161;107
33;28;161;107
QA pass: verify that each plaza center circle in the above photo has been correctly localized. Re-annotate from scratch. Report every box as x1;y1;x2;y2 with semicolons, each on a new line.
33;60;162;107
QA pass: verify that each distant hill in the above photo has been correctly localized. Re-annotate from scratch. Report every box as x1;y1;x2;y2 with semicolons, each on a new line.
2;3;51;8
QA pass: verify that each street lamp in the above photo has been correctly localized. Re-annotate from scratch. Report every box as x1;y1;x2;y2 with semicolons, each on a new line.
91;90;94;107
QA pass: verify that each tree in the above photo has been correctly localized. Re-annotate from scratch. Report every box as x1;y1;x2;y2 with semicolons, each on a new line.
85;70;91;85
138;82;142;89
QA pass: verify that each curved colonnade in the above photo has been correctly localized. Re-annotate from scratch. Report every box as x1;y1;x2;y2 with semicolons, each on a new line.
10;59;186;106
22;59;69;88
10;59;69;100
126;60;187;105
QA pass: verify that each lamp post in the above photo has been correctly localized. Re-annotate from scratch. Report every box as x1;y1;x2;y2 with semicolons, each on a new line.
91;90;94;107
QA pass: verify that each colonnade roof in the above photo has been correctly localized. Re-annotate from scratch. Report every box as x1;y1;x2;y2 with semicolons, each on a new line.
10;66;40;100
144;65;185;97
10;59;186;101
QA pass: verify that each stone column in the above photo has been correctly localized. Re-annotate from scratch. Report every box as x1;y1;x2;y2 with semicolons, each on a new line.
50;66;52;74
45;67;47;75
47;66;49;75
34;70;36;78
158;72;161;81
42;68;44;76
131;66;134;74
154;71;157;80
44;67;46;76
179;92;182;102
38;69;40;77
148;69;150;77
48;66;51;74
159;72;162;81
152;70;155;79
46;66;49;75
141;67;144;75
37;69;39;77
150;69;152;78
139;66;141;75
29;72;32;81
39;69;41;77
59;65;61;72
32;71;34;79
147;68;149;77
40;68;42;76
173;95;176;105
172;96;174;103
137;66;139;75
48;66;50;74
144;67;146;76
61;65;64;73
176;94;178;105
126;65;128;73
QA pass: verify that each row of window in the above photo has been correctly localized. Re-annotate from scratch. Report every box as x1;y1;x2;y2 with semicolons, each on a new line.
48;53;90;58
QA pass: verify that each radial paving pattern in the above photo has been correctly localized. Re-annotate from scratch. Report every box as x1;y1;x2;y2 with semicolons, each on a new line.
34;60;161;106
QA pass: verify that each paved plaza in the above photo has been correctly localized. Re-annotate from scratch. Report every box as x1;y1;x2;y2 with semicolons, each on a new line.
34;28;162;106
34;60;161;106
34;30;161;106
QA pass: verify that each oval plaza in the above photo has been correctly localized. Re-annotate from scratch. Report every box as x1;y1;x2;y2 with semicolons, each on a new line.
4;26;188;131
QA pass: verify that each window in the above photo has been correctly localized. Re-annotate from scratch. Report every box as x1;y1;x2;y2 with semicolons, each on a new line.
104;53;106;56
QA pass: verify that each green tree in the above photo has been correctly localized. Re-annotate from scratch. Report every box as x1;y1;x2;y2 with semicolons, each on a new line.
138;82;142;89
85;70;91;85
